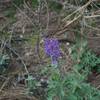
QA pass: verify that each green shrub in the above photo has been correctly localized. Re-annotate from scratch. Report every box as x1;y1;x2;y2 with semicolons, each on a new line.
46;68;100;100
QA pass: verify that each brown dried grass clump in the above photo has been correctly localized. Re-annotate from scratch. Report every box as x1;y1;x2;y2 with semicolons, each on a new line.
0;86;38;100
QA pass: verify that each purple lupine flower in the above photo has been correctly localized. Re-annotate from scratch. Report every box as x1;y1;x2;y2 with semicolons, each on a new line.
44;38;61;57
44;38;61;67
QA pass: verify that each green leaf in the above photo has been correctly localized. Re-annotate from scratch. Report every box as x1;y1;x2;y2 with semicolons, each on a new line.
67;94;77;100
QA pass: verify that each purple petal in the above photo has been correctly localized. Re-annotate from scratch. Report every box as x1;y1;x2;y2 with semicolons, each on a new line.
44;38;61;57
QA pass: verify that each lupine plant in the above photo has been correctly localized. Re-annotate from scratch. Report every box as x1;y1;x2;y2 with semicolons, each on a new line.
44;38;100;100
26;38;100;100
44;38;61;68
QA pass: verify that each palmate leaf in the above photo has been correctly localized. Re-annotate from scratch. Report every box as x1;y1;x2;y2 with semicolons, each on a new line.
80;50;100;73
